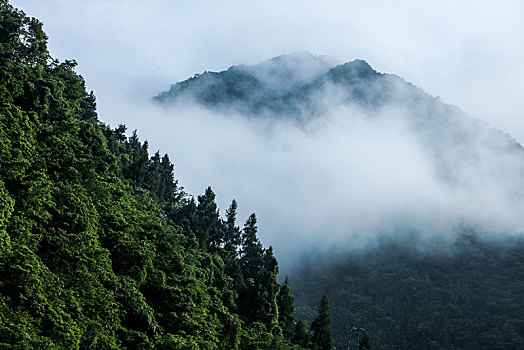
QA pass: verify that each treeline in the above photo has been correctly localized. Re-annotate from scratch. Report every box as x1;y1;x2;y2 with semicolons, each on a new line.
291;235;524;349
0;2;330;349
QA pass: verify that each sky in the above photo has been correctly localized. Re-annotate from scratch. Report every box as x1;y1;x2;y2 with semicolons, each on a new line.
11;0;524;140
10;0;524;269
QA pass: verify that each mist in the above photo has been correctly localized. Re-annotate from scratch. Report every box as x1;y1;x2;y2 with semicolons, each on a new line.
108;58;524;271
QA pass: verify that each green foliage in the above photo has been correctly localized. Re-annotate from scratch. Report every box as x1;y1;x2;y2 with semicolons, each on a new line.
293;320;313;349
0;2;314;349
292;236;524;349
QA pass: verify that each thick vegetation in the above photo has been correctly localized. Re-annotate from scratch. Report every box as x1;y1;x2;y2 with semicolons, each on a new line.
0;2;325;348
292;235;524;349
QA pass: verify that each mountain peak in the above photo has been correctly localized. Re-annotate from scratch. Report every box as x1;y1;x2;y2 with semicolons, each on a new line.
230;52;339;92
154;53;385;115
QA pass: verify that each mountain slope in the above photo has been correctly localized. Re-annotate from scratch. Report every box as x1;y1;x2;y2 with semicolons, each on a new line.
155;52;464;122
155;53;524;349
155;52;524;235
291;235;524;349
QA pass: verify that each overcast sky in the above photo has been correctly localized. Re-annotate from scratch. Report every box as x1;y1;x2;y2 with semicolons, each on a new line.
11;0;524;141
10;0;524;268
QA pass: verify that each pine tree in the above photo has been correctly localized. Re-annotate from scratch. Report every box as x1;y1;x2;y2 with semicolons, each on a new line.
124;130;149;186
277;276;295;338
237;213;265;324
260;246;280;331
359;331;371;350
294;320;313;349
223;199;241;255
159;153;179;205
195;186;221;250
240;213;264;272
311;294;333;350
147;151;162;199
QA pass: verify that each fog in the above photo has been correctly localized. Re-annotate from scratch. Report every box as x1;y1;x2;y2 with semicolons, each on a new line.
9;0;524;270
114;61;524;270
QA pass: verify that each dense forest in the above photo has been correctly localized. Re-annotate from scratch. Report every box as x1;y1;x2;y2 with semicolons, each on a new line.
291;235;524;349
6;1;524;349
0;2;334;349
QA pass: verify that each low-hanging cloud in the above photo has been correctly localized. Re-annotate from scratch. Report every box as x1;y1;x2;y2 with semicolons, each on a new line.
114;66;524;271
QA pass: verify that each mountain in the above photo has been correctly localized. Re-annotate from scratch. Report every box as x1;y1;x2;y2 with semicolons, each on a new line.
155;52;338;116
155;52;468;122
155;53;524;349
156;52;524;224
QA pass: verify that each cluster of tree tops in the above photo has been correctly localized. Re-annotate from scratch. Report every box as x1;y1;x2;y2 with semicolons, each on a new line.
291;234;524;349
0;2;335;349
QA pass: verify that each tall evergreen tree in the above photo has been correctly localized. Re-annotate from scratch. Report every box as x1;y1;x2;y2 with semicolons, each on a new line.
277;276;296;338
124;130;149;186
311;294;333;350
195;186;221;250
260;246;280;331
223;199;241;255
238;213;266;324
159;153;179;205
294;320;313;349
147;151;162;199
359;331;371;350
240;213;264;270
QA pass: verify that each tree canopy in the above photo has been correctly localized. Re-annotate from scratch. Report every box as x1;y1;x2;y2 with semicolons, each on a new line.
0;2;331;349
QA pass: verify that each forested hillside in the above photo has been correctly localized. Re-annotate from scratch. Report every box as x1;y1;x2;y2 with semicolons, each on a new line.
291;235;524;349
7;1;524;349
156;51;524;350
0;2;325;349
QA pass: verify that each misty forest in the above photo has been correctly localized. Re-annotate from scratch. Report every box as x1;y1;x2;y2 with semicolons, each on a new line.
2;1;524;349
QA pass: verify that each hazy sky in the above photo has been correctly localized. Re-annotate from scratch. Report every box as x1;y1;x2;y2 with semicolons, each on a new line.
11;0;524;141
10;0;524;268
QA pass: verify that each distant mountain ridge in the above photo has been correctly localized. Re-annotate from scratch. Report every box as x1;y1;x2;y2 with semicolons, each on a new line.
154;52;473;128
154;52;435;117
155;53;524;238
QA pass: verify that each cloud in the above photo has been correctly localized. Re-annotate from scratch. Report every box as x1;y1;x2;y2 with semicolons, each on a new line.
115;71;524;271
